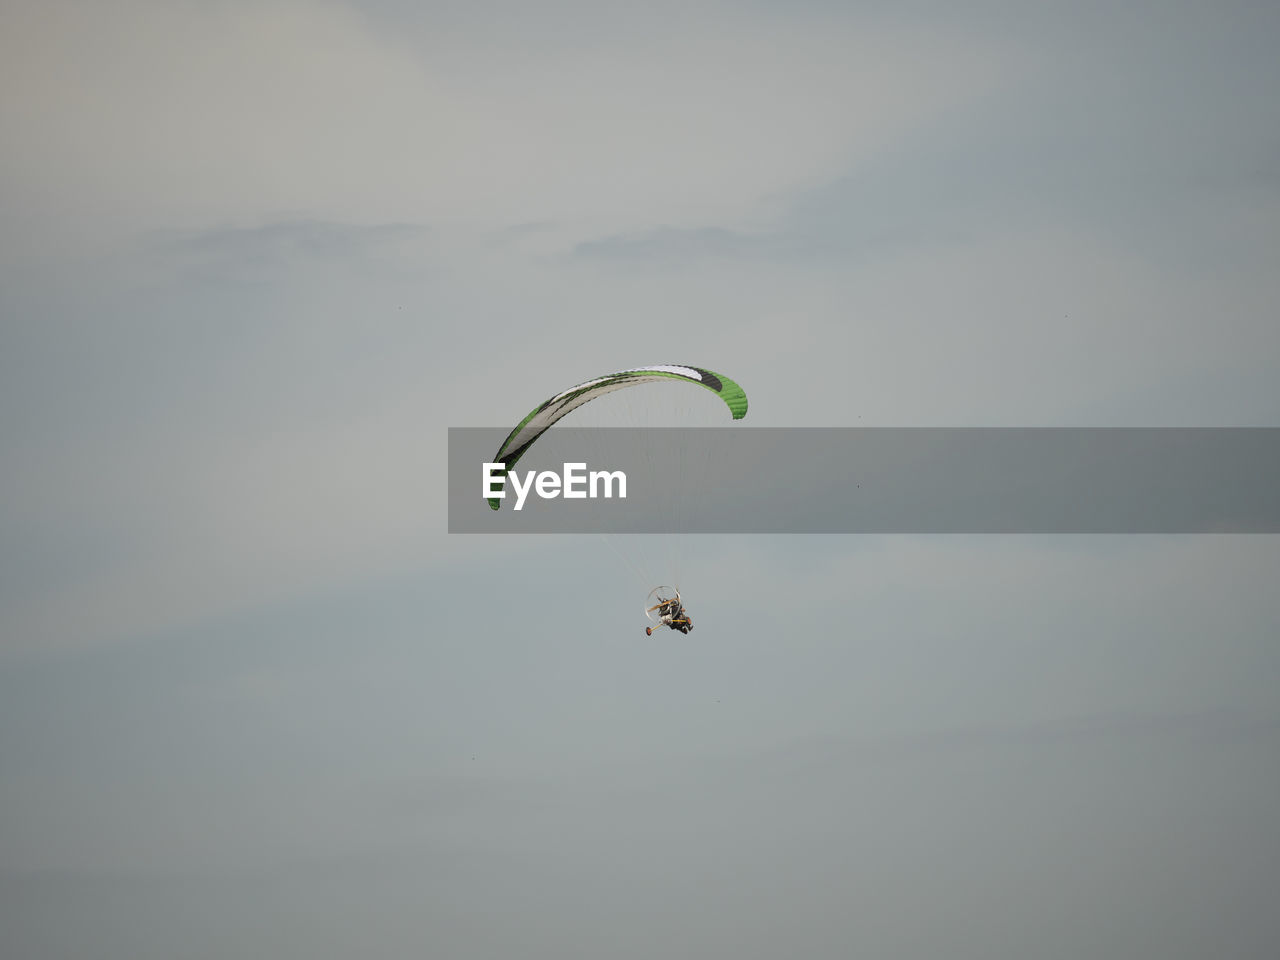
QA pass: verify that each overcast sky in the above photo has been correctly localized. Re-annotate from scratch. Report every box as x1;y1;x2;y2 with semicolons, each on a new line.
2;1;1279;957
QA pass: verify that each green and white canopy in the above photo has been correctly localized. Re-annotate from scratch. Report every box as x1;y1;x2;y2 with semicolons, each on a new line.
488;364;748;509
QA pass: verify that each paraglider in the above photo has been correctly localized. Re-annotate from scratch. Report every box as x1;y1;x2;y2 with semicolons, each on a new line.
645;586;692;636
487;365;747;634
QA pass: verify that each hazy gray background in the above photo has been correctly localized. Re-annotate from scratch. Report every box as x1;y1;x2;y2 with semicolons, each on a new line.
3;1;1278;957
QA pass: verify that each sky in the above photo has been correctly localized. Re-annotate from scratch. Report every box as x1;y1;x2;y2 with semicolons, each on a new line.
2;0;1279;957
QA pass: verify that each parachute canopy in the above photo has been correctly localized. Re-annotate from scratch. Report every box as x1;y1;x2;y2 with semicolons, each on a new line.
487;365;748;509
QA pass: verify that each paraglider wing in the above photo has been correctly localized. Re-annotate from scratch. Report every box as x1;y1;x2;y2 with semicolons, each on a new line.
487;365;748;509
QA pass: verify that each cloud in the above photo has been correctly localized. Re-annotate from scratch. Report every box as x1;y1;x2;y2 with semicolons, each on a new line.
1;0;1010;262
163;219;426;262
544;0;1280;277
574;225;766;261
